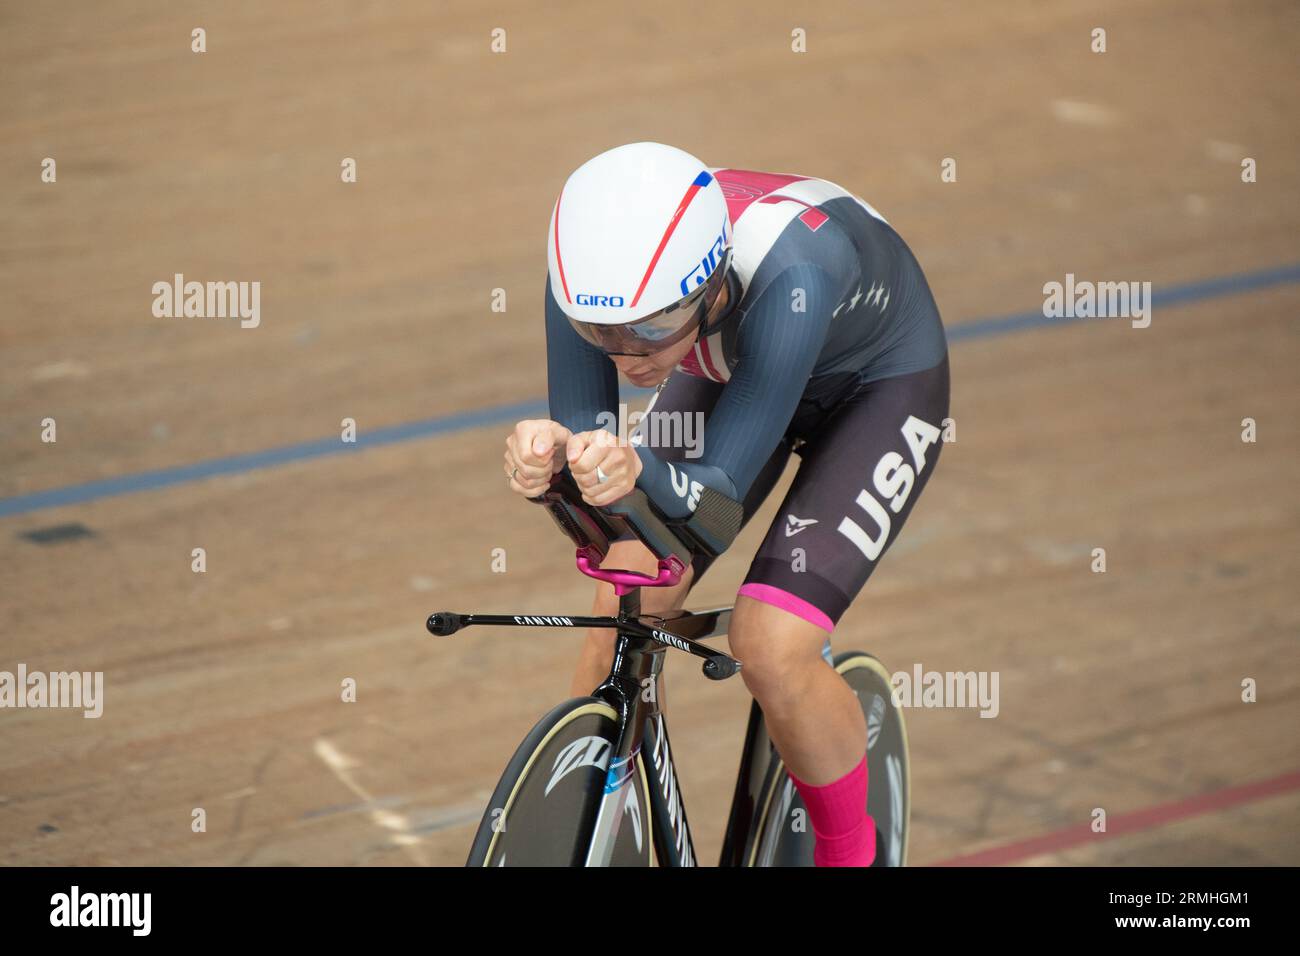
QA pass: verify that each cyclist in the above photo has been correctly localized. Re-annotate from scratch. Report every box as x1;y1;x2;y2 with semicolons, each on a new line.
504;142;949;867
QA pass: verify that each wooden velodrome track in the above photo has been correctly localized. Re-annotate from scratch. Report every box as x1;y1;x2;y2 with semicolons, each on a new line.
1;1;1297;866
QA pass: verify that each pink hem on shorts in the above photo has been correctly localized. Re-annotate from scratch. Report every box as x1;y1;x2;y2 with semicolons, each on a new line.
737;583;834;634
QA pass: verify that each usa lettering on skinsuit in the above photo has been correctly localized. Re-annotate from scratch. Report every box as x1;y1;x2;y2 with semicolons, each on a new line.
666;463;703;511
838;415;941;560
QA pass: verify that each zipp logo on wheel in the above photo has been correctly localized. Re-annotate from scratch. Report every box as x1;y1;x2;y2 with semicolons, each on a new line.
546;736;611;796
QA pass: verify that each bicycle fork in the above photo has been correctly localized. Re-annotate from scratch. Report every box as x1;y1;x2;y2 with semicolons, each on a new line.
585;595;698;867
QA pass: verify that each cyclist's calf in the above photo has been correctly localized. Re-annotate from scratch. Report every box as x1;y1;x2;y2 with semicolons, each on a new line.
729;595;867;785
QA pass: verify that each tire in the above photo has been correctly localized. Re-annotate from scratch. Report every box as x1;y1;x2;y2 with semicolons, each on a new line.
466;697;654;866
745;651;910;867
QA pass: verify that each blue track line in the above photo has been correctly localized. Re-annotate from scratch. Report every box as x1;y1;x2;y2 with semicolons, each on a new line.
3;262;1298;520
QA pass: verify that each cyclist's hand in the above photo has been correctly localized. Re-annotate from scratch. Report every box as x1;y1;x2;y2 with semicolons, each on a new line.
505;420;572;497
567;429;643;507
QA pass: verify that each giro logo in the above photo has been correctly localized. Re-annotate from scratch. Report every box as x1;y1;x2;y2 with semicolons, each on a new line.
838;415;941;561
678;220;729;296
575;294;625;307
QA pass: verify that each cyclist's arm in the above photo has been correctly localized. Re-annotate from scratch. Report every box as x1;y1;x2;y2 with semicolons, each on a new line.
545;275;620;434
633;263;838;519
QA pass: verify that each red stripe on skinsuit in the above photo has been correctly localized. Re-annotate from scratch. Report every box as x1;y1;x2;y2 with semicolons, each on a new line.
713;169;809;223
759;193;830;231
697;332;725;381
677;349;709;379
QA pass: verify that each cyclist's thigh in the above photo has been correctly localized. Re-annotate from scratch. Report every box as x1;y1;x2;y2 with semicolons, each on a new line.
739;355;951;632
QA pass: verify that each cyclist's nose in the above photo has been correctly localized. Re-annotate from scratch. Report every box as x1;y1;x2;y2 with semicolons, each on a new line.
611;355;648;375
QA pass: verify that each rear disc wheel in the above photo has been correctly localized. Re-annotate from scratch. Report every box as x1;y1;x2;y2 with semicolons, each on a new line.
747;651;910;867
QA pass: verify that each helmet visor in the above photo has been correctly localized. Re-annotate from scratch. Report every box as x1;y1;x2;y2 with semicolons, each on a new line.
567;249;732;357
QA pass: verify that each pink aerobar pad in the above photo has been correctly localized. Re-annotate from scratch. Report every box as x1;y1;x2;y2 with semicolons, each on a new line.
575;547;685;596
789;754;876;867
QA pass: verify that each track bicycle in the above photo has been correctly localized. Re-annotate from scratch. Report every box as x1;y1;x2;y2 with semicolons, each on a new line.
427;470;910;866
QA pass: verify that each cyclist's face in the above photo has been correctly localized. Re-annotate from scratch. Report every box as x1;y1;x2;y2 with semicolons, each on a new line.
607;278;731;386
609;328;700;386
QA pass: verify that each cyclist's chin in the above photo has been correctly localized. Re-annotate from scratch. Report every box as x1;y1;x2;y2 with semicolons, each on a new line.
623;368;665;387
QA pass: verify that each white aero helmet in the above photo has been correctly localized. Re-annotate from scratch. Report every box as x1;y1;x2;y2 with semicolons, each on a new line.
548;142;733;356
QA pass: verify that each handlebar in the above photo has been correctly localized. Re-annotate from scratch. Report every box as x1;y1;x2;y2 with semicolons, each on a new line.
425;470;744;679
528;468;742;592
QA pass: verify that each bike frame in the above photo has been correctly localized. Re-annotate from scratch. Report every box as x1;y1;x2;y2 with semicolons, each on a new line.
435;467;899;867
428;471;785;865
430;587;736;866
583;589;736;867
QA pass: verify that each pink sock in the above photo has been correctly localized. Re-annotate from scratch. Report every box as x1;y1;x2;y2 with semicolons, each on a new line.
789;755;876;867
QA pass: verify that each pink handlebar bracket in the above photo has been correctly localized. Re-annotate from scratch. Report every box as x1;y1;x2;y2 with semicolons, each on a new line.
575;547;686;596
